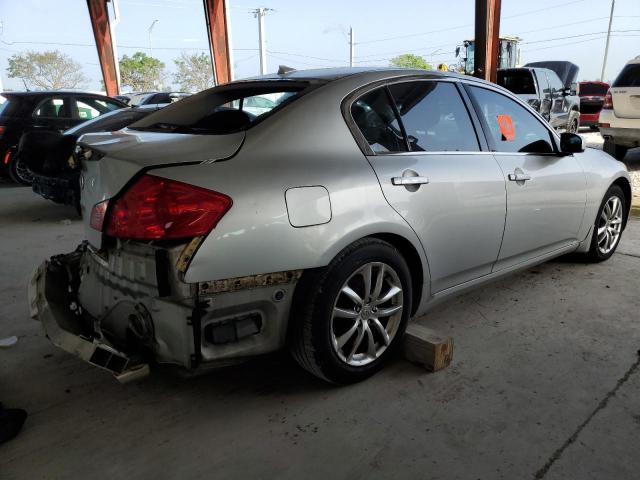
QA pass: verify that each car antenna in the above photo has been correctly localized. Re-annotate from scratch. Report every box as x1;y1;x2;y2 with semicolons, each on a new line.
22;78;30;92
277;65;296;75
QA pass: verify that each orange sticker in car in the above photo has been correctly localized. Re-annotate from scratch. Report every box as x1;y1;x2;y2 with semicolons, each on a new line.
497;114;515;141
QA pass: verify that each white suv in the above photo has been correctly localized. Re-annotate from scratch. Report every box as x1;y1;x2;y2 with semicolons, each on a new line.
599;56;640;160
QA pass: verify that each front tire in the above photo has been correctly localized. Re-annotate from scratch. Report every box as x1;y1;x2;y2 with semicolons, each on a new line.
585;185;625;262
603;139;628;161
290;238;412;384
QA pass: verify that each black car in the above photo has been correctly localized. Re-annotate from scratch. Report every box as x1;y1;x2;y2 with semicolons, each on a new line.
497;61;581;133
19;103;167;210
0;91;127;184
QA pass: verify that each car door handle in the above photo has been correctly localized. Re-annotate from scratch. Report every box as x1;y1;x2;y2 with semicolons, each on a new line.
391;176;430;186
508;172;531;182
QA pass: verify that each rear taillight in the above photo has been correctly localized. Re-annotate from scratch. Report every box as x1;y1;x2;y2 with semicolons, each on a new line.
602;90;613;109
0;125;5;137
3;149;11;165
93;174;232;241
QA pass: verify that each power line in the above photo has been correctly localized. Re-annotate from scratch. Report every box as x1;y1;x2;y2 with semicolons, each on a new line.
521;29;640;45
356;0;589;45
521;36;606;53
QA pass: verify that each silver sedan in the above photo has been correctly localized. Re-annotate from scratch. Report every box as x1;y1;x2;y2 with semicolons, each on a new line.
29;68;632;384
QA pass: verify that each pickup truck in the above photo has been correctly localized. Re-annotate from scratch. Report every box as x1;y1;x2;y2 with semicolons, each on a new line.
497;61;581;133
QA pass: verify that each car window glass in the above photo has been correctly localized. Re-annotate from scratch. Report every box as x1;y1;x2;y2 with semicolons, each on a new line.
469;86;554;154
75;98;121;120
351;87;406;153
129;84;308;135
33;97;70;118
547;72;564;92
388;81;479;152
497;71;536;95
613;63;640;87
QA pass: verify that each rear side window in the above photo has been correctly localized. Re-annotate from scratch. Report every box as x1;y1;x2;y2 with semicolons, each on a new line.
33;97;71;119
130;83;309;135
468;86;554;154
613;63;640;87
388;81;479;152
497;71;536;94
351;88;406;153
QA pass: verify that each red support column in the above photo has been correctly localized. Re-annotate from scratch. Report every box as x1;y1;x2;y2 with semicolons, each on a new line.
474;0;502;83
86;0;119;96
203;0;231;85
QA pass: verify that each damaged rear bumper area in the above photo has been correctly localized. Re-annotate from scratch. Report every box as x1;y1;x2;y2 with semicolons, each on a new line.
28;242;301;381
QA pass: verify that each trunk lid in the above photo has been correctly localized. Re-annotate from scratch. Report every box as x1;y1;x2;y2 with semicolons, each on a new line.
78;128;245;248
610;62;640;119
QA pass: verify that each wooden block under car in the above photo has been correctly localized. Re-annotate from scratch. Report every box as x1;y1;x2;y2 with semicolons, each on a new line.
403;323;453;372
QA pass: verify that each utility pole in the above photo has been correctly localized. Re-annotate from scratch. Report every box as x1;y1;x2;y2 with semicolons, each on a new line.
253;8;268;75
349;27;355;67
148;19;159;53
601;0;615;82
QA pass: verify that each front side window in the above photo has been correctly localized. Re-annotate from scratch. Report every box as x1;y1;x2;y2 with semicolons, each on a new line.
468;86;554;154
33;97;70;118
75;97;122;120
351;88;406;153
388;81;479;152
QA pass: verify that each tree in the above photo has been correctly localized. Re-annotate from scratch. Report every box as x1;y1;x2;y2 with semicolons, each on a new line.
173;52;214;92
119;52;166;91
389;54;432;70
7;50;88;90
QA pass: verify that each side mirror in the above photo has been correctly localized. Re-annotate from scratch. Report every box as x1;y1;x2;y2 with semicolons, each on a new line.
561;87;572;96
455;46;460;58
560;132;584;153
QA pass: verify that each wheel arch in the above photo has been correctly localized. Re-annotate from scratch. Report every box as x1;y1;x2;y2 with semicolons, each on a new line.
612;177;632;229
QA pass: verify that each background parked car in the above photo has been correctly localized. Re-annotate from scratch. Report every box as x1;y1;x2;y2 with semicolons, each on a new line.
19;103;167;210
497;61;580;132
128;91;191;106
0;91;126;184
578;81;610;130
599;55;640;160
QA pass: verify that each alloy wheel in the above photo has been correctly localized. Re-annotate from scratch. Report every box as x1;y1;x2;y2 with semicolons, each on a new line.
597;196;623;255
330;262;404;367
14;156;34;185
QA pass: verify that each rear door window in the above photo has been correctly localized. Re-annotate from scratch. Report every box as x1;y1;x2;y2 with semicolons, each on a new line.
613;64;640;87
351;87;407;153
388;81;479;152
33;97;71;119
468;85;555;154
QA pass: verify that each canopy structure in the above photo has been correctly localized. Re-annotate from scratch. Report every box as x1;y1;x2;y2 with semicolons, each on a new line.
86;0;502;96
86;0;231;96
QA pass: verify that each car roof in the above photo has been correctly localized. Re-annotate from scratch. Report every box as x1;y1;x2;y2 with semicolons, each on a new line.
1;90;113;97
236;66;482;85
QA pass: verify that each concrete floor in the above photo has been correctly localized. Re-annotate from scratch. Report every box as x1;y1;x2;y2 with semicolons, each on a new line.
1;165;640;479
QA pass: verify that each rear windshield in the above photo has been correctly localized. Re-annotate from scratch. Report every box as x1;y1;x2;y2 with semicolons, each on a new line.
579;83;609;95
497;71;536;94
129;82;310;134
613;64;640;87
0;95;25;118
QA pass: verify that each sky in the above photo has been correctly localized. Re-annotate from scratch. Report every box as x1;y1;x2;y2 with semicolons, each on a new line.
0;0;638;92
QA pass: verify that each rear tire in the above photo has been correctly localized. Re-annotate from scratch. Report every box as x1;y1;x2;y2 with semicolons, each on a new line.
584;185;625;262
8;152;33;186
603;139;628;161
289;238;412;384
